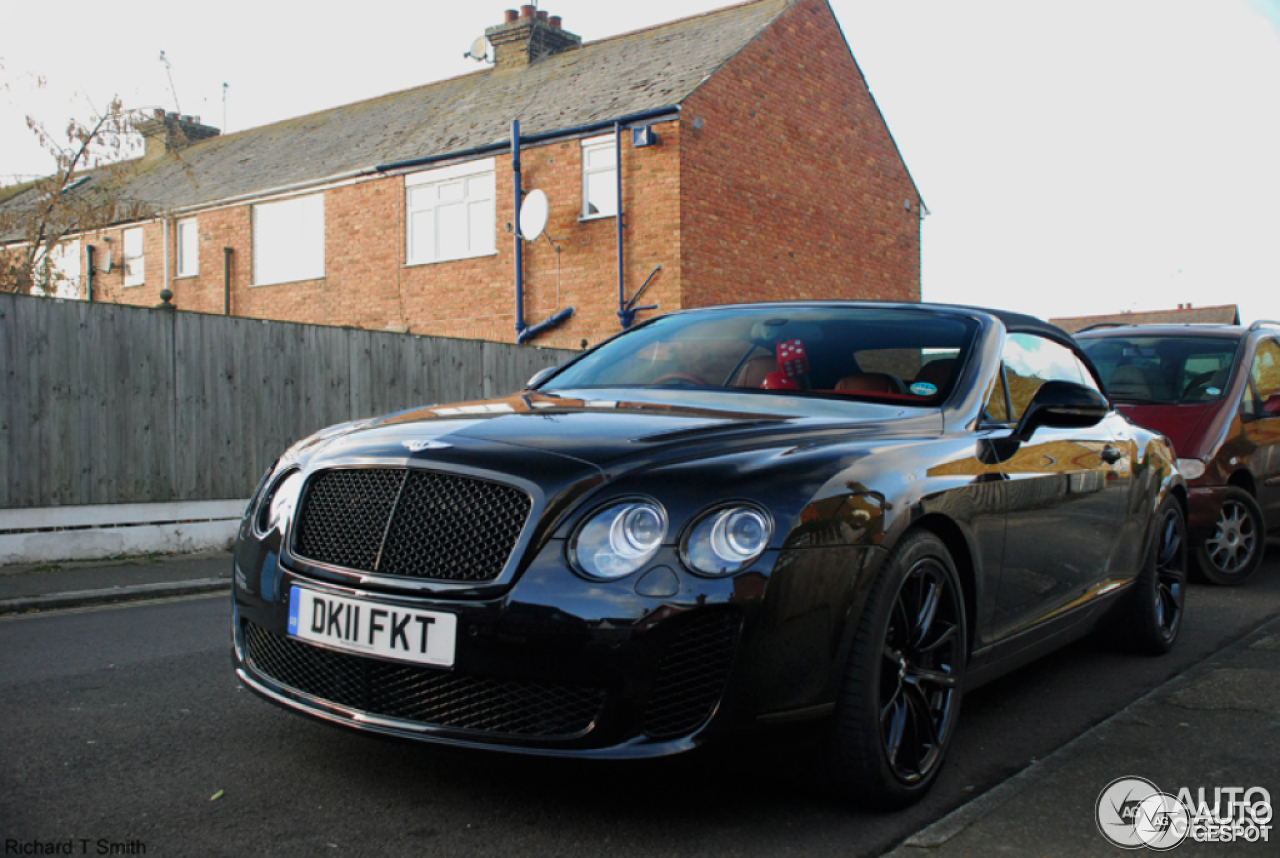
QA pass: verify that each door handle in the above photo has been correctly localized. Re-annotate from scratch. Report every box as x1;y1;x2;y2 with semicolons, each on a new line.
1100;445;1123;465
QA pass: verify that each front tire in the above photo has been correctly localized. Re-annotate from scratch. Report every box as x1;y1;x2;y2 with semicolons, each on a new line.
826;530;967;810
1194;487;1265;586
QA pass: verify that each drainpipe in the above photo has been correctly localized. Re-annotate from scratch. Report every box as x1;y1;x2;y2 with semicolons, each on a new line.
615;121;626;330
84;245;95;302
512;120;526;340
510;118;575;345
223;247;233;315
163;217;171;302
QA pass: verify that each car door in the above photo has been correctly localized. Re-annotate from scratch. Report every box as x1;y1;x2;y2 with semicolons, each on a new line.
1244;336;1280;530
987;333;1131;639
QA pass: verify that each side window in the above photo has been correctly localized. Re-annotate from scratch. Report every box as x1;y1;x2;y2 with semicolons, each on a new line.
176;217;198;277
123;227;145;288
580;135;618;218
1252;339;1280;415
1002;333;1100;421
405;159;496;265
982;367;1010;423
253;194;325;286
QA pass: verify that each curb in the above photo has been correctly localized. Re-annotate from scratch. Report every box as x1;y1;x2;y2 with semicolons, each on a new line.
882;612;1280;855
0;578;231;616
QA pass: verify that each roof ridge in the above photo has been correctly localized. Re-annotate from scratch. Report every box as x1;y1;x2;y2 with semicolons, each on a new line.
580;0;793;48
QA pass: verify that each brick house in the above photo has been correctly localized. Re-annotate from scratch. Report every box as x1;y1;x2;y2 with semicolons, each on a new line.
5;0;921;350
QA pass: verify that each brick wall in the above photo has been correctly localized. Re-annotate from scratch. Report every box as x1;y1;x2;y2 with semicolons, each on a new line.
76;121;683;352
680;0;921;307
70;0;920;345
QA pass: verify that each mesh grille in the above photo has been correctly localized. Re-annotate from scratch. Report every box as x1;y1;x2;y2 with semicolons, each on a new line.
245;622;605;738
642;611;742;738
293;468;531;582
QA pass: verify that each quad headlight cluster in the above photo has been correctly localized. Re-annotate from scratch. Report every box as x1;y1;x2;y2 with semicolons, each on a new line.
570;500;773;581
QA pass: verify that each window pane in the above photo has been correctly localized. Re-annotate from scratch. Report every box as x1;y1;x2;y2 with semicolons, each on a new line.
436;201;466;259
404;159;495;265
253;195;324;286
585;170;617;217
1253;340;1280;400
123;227;144;287
177;219;198;276
1003;333;1097;419
469;198;494;255
408;209;435;262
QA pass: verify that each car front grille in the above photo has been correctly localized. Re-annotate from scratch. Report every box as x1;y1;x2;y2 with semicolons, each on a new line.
642;611;742;738
244;622;605;738
293;468;531;582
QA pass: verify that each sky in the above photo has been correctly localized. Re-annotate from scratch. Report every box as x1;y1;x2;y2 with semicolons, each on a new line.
3;0;1278;325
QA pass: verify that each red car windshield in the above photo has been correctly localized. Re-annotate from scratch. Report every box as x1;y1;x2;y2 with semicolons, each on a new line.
1080;335;1240;405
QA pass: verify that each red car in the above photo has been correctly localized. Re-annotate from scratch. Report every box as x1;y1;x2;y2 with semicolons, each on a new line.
1077;321;1280;584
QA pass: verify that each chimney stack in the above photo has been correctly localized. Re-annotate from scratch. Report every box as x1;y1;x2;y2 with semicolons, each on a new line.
486;8;581;71
138;109;220;159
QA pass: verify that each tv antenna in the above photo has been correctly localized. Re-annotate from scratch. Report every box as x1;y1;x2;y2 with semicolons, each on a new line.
158;50;181;112
464;35;491;63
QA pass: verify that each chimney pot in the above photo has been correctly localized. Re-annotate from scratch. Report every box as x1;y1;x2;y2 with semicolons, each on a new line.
520;4;535;18
536;10;548;20
504;8;518;22
549;15;561;29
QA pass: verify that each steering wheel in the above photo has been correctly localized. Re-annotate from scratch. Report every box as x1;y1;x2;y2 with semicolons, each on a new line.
652;372;711;387
1183;371;1218;400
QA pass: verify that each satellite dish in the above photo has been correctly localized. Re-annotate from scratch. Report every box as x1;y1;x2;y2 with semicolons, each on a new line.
464;36;490;62
519;189;549;241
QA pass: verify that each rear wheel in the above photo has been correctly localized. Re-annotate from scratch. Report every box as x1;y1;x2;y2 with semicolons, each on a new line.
1194;488;1265;586
1114;496;1187;654
826;530;967;810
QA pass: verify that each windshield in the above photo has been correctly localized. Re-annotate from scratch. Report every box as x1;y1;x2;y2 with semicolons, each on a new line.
543;307;979;405
1079;335;1240;404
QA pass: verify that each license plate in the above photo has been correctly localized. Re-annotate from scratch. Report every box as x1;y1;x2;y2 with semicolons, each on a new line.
288;587;457;668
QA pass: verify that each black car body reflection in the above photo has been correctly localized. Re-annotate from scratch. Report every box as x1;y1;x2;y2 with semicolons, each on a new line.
232;302;1186;808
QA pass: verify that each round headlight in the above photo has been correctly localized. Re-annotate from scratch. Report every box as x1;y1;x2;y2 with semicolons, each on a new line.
683;506;773;576
256;470;304;536
571;501;668;580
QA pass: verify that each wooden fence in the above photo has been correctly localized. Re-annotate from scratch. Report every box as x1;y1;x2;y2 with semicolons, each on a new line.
0;292;577;509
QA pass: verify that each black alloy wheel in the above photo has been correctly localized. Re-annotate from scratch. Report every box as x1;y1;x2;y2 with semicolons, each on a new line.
1195;487;1265;586
827;530;967;809
1113;495;1187;654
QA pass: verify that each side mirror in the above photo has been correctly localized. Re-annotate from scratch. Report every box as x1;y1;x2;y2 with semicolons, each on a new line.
526;366;558;389
1014;380;1109;439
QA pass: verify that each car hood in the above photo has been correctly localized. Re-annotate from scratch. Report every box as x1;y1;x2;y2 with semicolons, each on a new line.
1114;401;1225;456
294;390;943;475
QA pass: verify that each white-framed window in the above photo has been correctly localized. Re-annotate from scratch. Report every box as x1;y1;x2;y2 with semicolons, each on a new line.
581;135;617;219
405;158;496;265
34;239;82;298
176;217;198;277
253;194;325;286
123;227;145;287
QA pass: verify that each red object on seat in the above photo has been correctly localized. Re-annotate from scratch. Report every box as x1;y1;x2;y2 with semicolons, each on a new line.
761;371;799;390
777;339;809;381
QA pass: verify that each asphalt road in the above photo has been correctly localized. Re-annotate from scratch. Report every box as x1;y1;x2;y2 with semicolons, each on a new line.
2;546;1279;858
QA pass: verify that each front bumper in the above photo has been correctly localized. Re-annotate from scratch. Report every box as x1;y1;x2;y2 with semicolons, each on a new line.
1186;485;1230;542
232;533;880;758
235;536;757;758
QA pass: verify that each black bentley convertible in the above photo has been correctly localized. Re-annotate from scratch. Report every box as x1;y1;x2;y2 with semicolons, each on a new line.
232;302;1187;808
